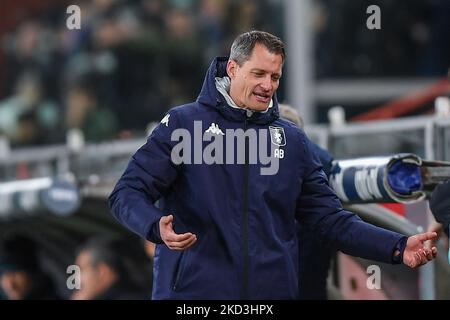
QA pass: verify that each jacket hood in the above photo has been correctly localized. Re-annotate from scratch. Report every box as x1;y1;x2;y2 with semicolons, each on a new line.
196;57;279;125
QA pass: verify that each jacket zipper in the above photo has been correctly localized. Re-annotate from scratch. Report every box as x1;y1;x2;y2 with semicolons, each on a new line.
241;117;249;299
172;251;188;291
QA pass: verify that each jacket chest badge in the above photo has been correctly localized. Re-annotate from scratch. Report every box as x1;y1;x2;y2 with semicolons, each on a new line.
269;126;286;146
269;126;286;159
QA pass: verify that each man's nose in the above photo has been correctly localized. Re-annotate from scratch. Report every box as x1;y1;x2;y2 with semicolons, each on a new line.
260;76;272;91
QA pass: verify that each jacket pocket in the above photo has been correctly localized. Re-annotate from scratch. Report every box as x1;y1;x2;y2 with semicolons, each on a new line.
172;250;190;291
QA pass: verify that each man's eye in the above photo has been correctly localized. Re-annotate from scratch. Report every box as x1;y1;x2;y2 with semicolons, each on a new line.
253;72;264;77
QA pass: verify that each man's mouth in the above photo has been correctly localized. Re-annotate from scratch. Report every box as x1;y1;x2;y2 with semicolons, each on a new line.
253;92;271;103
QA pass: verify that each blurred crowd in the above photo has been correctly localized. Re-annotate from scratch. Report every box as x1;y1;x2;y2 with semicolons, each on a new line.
0;0;282;148
1;0;449;148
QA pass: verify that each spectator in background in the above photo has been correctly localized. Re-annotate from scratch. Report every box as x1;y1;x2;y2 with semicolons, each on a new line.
279;104;334;299
139;0;166;36
278;104;334;182
164;8;205;107
65;81;118;142
14;110;48;147
0;70;60;145
197;0;228;59
0;235;59;300
71;236;151;300
2;20;62;98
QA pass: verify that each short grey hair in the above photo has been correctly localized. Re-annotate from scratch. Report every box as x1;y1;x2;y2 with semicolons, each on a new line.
229;30;286;66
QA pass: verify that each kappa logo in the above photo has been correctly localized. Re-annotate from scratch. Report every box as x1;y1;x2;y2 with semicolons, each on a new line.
269;126;286;146
205;123;224;135
161;114;170;127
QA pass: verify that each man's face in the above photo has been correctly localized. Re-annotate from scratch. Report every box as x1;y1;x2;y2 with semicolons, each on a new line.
227;43;283;111
0;271;32;300
72;250;118;300
73;250;101;300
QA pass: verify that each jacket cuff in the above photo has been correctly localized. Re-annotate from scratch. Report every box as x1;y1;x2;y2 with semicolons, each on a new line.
392;236;408;264
147;221;164;244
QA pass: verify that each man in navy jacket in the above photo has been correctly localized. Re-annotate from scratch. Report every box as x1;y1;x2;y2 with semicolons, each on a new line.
109;31;437;299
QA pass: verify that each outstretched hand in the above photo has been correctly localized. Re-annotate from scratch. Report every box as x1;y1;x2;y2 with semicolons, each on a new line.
159;215;197;251
403;232;438;268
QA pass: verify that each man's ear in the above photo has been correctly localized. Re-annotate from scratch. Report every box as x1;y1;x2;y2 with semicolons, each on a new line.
227;60;238;79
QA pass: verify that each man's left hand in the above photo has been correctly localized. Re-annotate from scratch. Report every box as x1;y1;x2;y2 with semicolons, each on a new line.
403;232;438;268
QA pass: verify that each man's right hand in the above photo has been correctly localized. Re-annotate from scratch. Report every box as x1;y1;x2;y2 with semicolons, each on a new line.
159;215;197;251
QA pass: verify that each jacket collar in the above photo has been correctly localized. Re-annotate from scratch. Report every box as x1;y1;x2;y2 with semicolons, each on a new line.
196;57;280;125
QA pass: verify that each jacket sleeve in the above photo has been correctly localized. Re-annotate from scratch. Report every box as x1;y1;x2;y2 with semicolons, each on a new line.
296;136;407;264
108;111;181;243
